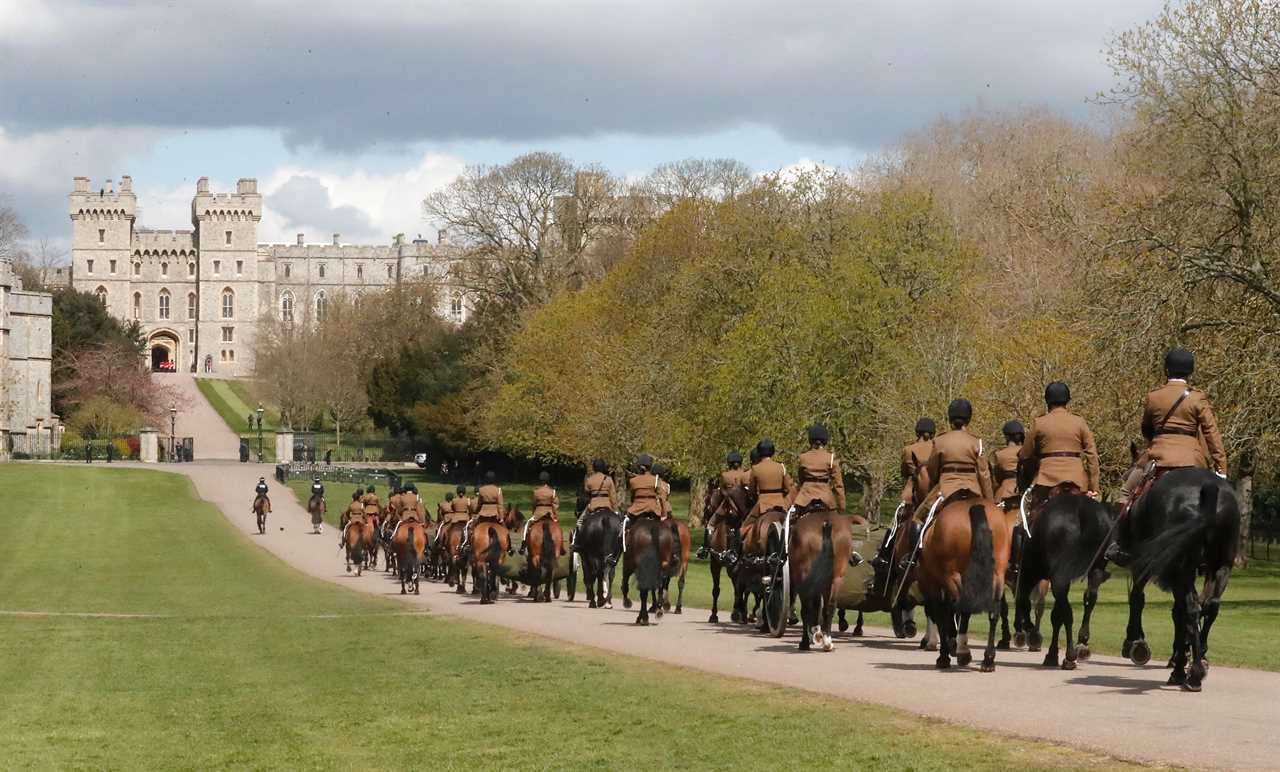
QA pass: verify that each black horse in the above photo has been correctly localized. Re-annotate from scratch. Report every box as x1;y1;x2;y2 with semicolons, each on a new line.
1123;468;1240;692
574;508;622;609
1014;490;1113;670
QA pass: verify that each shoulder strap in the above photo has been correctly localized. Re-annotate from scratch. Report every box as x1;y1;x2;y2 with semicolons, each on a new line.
1159;389;1192;430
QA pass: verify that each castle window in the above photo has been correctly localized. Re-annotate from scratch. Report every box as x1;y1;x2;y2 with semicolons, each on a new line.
213;260;221;275
188;262;195;277
221;326;234;343
318;263;326;279
132;292;141;320
158;289;170;320
225;230;232;246
98;229;105;244
221;288;234;319
356;263;363;279
133;262;141;276
188;329;195;344
450;292;464;323
110;260;117;274
161;262;168;277
236;260;243;275
315;290;327;322
86;259;94;274
387;264;394;279
280;291;294;322
284;264;291;278
187;292;197;320
228;349;235;362
95;286;107;306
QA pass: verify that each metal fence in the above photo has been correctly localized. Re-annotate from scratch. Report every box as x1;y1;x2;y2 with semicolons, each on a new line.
274;462;402;489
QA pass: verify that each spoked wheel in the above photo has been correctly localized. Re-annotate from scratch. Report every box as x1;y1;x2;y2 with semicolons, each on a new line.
764;521;790;638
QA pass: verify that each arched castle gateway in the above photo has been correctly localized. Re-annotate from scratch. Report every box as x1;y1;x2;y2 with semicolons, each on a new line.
70;176;470;377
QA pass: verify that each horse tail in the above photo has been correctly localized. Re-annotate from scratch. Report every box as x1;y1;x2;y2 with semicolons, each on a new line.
667;520;683;572
485;525;501;574
1132;484;1218;589
636;520;661;592
540;520;555;582
797;519;835;600
959;505;995;614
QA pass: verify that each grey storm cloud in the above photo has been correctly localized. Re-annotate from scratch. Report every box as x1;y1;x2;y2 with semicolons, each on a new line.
268;175;378;241
0;0;1163;152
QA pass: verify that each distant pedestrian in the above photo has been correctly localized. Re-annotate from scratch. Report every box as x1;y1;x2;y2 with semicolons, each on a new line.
85;443;92;464
325;448;333;466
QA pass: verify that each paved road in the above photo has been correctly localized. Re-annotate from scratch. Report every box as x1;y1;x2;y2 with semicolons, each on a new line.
161;460;1274;770
155;373;242;460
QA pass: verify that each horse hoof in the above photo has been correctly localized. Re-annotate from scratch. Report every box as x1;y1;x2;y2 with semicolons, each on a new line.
1042;653;1058;668
674;607;682;615
799;640;811;652
903;620;917;638
935;657;950;670
1167;670;1186;686
1061;658;1077;671
996;639;1010;651
636;618;648;626
1131;640;1152;666
980;656;996;673
345;566;352;574
414;587;420;595
956;651;972;667
623;598;633;609
822;637;835;653
838;618;849;633
1013;632;1026;648
400;588;406;595
708;613;719;623
605;602;613;610
1182;679;1202;693
1075;644;1091;661
852;626;863;637
1027;632;1043;652
730;611;742;624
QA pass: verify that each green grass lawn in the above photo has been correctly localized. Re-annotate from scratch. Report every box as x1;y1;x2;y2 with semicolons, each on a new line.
1;464;1134;770
195;377;281;433
291;470;1280;672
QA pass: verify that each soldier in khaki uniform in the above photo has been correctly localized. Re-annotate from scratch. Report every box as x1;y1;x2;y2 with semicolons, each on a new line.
899;418;936;511
436;492;454;523
399;483;425;523
462;472;507;554
626;455;666;520
581;459;619;514
1109;348;1228;565
386;486;404;520
362;484;382;522
522;471;565;556
790;424;845;513
1017;382;1101;515
740;439;793;543
914;400;993;522
700;451;750;559
990;420;1025;506
339;489;366;547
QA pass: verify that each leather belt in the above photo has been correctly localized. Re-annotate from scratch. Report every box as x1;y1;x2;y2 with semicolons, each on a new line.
758;488;784;494
1155;427;1198;437
941;463;976;473
995;468;1017;481
1040;451;1081;459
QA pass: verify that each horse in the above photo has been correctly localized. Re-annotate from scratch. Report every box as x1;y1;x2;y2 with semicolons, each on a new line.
622;516;674;625
703;485;751;623
916;498;1013;671
253;494;270;535
381;511;401;575
361;514;380;570
1122;467;1240;692
1014;488;1113;670
343;518;367;576
741;507;788;627
441;521;470;591
307;493;325;534
774;509;853;652
575;507;622;609
392;520;427;595
663;517;691;614
470;522;510;604
524;519;561;603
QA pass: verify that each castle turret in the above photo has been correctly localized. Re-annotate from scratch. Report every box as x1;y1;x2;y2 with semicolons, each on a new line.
69;176;138;319
192;177;262;376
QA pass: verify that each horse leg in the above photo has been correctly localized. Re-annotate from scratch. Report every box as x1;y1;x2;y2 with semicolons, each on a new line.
1075;565;1108;661
636;587;649;626
621;565;633;609
1123;578;1151;665
1052;581;1077;670
1198;564;1231;667
1167;585;1189;685
675;570;685;614
821;590;837;652
604;558;616;609
837;608;847;633
709;561;720;623
926;599;950;667
956;613;972;667
996;590;1011;650
981;589;999;672
1028;582;1047;652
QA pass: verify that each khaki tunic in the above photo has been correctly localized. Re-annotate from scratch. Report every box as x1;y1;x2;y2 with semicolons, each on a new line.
1142;380;1228;474
531;484;559;521
583;473;619;512
990;443;1021;501
1019;407;1100;492
400;494;425;522
436;501;451;522
346;499;366;524
922;429;993;500
362;493;381;516
387;493;404;517
472;484;504;518
791;448;846;512
748;459;793;514
445;495;472;524
900;438;934;505
719;468;750;490
657;477;673;518
627;473;665;517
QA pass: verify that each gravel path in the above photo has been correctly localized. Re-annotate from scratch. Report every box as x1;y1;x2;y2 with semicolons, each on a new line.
161;460;1276;771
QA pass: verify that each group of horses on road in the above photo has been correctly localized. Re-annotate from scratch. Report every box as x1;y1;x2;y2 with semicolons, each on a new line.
296;458;1239;693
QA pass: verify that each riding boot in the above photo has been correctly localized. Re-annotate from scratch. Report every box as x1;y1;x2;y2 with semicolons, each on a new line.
697;527;710;560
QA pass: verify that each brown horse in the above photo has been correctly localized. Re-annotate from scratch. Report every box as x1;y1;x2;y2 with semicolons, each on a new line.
392;520;427;595
524;519;562;602
663;518;691;614
307;493;325;534
253;494;270;535
778;510;853;651
441;521;469;591
703;485;752;623
361;514;380;570
917;498;1013;671
470;522;510;604
381;511;402;574
740;507;788;625
622;516;675;625
343;518;367;575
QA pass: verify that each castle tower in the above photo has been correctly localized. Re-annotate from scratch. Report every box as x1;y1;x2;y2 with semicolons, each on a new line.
192;177;263;375
69;176;137;320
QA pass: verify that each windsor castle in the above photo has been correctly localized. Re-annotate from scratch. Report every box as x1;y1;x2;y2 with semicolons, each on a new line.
69;176;468;377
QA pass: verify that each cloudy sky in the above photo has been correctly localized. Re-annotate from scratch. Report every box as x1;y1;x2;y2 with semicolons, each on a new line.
0;0;1162;249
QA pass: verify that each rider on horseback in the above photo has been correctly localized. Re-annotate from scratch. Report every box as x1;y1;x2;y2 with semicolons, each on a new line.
791;424;845;514
899;418;936;512
461;472;509;556
913;400;993;523
741;439;793;544
340;489;365;547
990;420;1024;508
699;450;750;559
1107;348;1228;566
611;454;665;564
307;476;325;534
521;471;564;556
253;477;271;513
1017;382;1100;517
362;484;381;521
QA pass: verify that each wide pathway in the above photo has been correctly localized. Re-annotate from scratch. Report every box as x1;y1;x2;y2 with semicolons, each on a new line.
164;461;1275;769
155;373;242;460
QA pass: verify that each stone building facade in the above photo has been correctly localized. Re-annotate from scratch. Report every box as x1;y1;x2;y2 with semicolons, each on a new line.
0;258;60;457
69;176;468;377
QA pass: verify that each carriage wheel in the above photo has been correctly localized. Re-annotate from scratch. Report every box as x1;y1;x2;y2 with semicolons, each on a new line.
764;521;790;638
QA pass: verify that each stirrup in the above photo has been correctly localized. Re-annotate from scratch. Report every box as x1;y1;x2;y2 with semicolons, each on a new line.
1103;542;1131;567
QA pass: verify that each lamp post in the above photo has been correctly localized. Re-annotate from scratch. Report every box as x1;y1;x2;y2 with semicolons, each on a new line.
256;403;265;463
169;403;177;462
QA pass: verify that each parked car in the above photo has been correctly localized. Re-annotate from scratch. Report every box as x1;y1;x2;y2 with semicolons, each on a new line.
414;452;428;469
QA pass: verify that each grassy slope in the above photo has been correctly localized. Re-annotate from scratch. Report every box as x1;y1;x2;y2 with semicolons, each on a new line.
0;465;1131;770
292;470;1280;672
195;378;281;433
